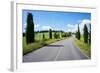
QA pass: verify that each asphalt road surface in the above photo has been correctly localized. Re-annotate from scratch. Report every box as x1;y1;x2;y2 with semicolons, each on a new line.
23;37;89;62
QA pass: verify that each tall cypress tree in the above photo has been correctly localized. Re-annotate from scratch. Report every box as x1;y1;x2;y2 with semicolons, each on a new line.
76;25;80;40
83;24;88;43
43;33;45;40
26;13;35;44
49;29;52;39
77;25;81;40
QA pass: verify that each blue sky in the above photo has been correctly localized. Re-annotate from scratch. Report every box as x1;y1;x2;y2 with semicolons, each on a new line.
22;10;91;33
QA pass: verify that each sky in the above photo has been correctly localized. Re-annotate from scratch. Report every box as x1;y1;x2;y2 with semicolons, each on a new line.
22;10;91;33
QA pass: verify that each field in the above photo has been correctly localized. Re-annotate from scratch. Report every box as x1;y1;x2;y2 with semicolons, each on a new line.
75;36;91;58
23;31;68;55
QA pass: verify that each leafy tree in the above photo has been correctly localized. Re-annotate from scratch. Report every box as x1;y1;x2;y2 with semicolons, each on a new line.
26;13;35;44
54;32;57;39
61;33;67;37
54;32;60;39
57;33;60;38
83;24;88;43
66;32;72;37
49;29;52;39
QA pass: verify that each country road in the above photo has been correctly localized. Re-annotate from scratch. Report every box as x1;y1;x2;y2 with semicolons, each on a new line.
23;37;89;62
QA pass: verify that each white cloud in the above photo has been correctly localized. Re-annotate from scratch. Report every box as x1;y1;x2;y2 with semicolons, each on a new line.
23;23;27;33
35;24;40;28
78;19;90;23
67;24;74;28
79;19;91;33
23;23;41;32
42;25;52;30
66;24;77;32
66;19;91;33
82;19;91;24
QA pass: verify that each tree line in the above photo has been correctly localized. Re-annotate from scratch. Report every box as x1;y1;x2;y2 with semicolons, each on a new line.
75;24;91;44
25;13;91;45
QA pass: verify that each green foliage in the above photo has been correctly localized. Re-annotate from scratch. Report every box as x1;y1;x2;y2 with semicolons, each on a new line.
23;33;25;37
76;25;81;40
23;30;71;55
66;32;72;37
49;29;52;39
75;36;91;58
35;32;49;41
23;36;63;55
26;13;35;44
43;33;45;39
42;33;47;41
77;25;81;40
54;32;57;39
83;24;88;43
54;32;60;39
61;33;67;37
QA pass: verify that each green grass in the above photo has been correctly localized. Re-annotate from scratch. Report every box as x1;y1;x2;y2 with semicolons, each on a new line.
74;36;91;58
23;37;43;55
23;32;67;55
35;32;49;41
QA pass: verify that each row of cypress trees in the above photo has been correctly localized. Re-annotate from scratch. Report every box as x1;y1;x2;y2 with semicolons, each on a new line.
25;12;91;45
76;24;91;44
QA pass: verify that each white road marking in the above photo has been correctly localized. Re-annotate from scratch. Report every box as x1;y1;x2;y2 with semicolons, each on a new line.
54;47;62;61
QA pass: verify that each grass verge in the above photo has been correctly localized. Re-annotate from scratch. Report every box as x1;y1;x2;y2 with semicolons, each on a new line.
74;38;91;58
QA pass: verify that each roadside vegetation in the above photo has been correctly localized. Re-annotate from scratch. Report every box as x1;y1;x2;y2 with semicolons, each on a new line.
75;36;91;58
75;24;91;58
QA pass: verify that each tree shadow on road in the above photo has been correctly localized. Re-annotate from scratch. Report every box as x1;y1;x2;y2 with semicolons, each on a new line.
47;45;64;47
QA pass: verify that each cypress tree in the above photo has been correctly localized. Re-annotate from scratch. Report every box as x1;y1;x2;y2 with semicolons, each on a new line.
76;25;81;40
83;24;88;43
77;25;81;40
43;33;45;40
26;13;35;44
49;29;52;39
